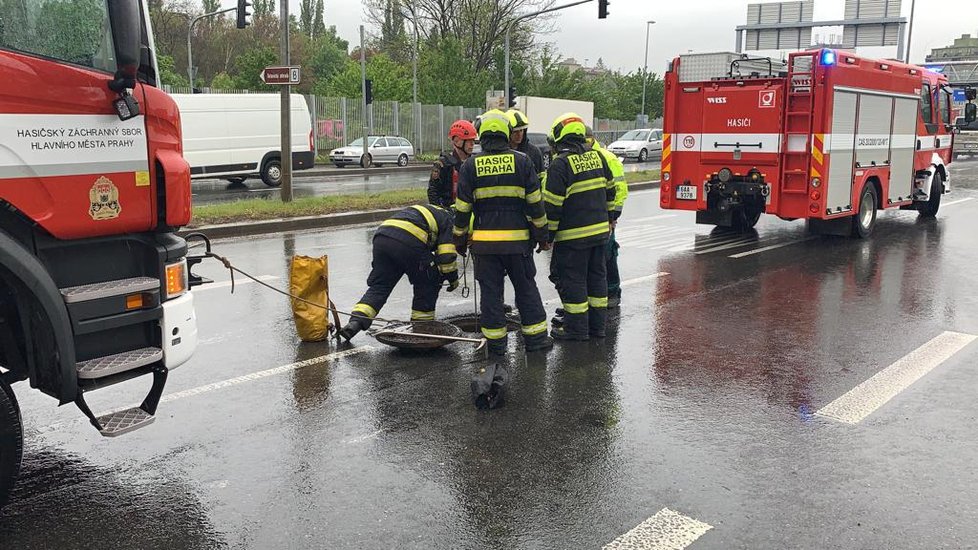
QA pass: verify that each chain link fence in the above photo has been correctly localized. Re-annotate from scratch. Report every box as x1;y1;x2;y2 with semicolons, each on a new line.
162;86;640;159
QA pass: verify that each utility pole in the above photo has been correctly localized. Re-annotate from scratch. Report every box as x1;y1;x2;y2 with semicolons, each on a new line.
641;21;656;121
360;25;369;143
280;0;292;201
905;0;917;63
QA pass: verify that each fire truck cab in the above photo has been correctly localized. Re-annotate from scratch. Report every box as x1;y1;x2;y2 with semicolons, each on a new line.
661;49;959;237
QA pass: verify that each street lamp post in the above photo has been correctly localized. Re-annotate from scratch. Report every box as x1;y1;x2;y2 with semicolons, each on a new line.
401;5;421;152
905;0;916;63
504;0;594;107
187;7;237;90
641;20;656;119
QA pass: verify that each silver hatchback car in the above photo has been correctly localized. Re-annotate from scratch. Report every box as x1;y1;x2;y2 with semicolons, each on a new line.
329;135;415;168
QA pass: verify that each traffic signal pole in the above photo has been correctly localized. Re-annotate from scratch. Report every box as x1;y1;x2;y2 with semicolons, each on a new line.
504;0;595;108
187;6;237;90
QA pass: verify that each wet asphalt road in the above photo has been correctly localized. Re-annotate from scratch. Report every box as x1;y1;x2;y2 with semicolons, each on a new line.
4;160;978;549
191;161;660;205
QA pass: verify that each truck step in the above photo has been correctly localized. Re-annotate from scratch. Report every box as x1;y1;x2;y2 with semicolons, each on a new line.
76;347;163;379
61;277;159;303
96;407;155;437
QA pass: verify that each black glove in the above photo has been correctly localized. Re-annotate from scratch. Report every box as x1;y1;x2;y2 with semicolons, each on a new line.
447;279;459;292
454;235;468;257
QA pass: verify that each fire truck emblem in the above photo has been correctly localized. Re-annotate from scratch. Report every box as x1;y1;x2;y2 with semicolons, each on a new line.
759;91;776;108
88;176;122;221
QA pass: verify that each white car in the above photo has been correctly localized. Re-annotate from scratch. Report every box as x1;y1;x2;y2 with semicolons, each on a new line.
329;136;415;168
608;128;663;163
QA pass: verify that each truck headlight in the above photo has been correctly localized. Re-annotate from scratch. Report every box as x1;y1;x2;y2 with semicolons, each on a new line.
165;259;189;299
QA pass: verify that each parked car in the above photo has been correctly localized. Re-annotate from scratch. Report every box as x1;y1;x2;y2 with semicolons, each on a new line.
526;132;552;169
607;128;663;162
173;93;315;187
329;136;414;168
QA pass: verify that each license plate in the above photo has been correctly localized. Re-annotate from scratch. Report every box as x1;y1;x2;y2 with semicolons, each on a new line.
965;143;978;149
676;185;697;200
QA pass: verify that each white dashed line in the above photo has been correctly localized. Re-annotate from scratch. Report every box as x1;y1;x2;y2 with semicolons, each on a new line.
36;347;373;434
815;331;976;424
603;508;713;550
728;237;816;258
942;197;975;207
193;275;280;292
621;272;669;287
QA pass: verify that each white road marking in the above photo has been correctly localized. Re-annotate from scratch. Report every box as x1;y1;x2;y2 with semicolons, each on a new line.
943;197;975;207
618;228;690;245
603;508;713;550
728;237;816;258
193;275;280;292
815;331;976;424
621;213;676;224
668;233;751;253
693;236;767;254
36;347;373;434
621;272;669;287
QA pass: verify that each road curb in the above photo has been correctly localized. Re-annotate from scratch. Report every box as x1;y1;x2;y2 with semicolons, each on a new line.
183;180;661;239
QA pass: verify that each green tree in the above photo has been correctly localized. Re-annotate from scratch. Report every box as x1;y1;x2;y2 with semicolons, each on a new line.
158;53;190;87
309;27;351;94
254;0;276;16
231;46;278;91
323;53;412;101
210;71;235;89
418;37;492;107
202;0;220;13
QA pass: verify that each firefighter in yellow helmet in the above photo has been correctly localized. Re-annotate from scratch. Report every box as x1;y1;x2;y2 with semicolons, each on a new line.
507;109;547;188
453;109;552;355
544;113;617;340
586;125;627;308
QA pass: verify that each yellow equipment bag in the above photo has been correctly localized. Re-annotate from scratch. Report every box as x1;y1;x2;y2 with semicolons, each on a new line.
288;255;339;342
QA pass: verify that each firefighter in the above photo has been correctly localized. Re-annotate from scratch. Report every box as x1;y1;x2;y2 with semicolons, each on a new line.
453;109;552;355
507;109;546;188
545;113;617;340
338;204;458;341
585;125;627;308
427;120;478;209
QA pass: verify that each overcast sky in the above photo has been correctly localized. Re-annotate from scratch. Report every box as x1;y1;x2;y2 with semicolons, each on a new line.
274;0;975;73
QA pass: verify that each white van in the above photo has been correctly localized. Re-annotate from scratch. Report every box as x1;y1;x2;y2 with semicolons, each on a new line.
172;93;315;187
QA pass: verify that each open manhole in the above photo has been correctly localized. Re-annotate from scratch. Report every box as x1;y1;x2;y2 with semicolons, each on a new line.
371;320;463;350
445;314;520;334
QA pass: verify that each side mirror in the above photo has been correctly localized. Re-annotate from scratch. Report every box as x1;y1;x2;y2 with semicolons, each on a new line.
967;103;977;124
966;88;978;101
106;0;141;92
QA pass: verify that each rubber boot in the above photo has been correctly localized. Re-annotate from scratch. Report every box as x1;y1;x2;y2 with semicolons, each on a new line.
524;333;554;352
607;289;621;310
588;307;608;338
551;307;566;327
551;312;589;341
338;318;367;341
487;335;509;356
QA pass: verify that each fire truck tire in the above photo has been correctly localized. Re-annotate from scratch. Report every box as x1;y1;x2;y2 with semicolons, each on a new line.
851;182;878;238
732;206;762;230
918;172;943;218
0;378;22;510
260;158;283;187
638;149;649;163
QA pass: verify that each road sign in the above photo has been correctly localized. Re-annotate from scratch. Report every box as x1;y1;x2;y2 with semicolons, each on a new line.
261;66;301;85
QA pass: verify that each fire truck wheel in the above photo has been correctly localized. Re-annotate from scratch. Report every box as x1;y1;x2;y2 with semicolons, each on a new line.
918;172;943;218
851;182;879;238
732;206;762;230
0;378;22;510
261;158;283;187
638;149;649;163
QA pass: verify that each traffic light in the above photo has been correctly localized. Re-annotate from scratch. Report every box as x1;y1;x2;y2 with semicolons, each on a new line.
365;79;374;105
598;0;609;19
508;86;517;108
236;0;252;29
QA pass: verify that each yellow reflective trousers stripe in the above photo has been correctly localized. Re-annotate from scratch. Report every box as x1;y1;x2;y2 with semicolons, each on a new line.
526;189;542;204
411;310;435;321
436;243;456;255
521;321;548;336
438;263;457;274
563;302;588;314
472;229;530;241
455;199;473;213
588;296;608;308
381;219;428;245
554;221;609;242
481;326;508;340
353;303;378;318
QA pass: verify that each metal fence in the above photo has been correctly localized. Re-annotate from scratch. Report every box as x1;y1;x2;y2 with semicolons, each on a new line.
162;85;640;157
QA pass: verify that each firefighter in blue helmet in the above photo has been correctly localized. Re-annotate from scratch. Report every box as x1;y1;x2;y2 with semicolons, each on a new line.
339;204;458;340
453;109;552;356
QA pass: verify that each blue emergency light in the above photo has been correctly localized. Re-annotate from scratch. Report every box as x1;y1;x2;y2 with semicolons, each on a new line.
820;50;836;66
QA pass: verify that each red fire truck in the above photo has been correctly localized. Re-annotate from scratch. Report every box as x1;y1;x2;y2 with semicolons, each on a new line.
660;49;974;237
0;1;199;506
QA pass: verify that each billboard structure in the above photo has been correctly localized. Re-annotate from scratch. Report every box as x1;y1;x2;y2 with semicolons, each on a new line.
736;0;908;60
